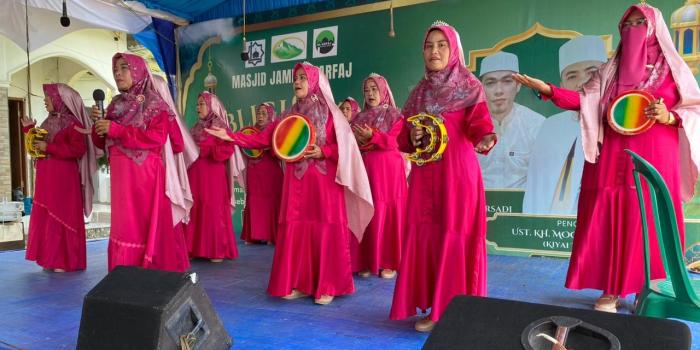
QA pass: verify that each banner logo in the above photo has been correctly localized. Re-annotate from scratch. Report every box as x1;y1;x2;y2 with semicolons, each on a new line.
313;26;338;58
271;32;307;63
245;39;266;68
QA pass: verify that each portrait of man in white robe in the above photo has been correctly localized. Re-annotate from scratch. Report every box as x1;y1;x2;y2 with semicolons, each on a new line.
479;51;546;189
522;36;608;215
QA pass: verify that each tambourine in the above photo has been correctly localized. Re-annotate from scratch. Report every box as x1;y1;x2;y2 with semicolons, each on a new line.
272;113;316;162
239;126;264;159
607;90;656;135
25;127;48;158
406;112;448;166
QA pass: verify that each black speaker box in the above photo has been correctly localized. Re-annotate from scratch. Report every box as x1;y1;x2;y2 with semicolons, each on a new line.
77;266;232;350
423;296;690;350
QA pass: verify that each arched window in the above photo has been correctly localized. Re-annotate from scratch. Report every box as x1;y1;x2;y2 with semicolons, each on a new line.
676;30;680;50
684;29;694;54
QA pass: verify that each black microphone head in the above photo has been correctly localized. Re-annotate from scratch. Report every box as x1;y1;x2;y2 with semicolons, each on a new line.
240;52;249;61
92;89;105;101
60;0;70;27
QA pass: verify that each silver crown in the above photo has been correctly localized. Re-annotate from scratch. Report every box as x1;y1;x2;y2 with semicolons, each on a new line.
432;20;450;27
369;72;381;77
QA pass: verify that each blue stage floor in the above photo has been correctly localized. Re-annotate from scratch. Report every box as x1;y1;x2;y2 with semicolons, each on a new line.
0;239;698;349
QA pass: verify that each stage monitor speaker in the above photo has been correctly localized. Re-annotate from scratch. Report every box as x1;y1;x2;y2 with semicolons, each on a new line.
423;296;690;350
77;266;232;350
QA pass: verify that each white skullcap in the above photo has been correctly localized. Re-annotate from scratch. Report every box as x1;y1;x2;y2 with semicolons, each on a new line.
479;51;519;77
559;35;607;74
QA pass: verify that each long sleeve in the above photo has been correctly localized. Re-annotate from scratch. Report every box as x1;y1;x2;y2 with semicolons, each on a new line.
198;135;235;162
22;124;36;133
366;119;402;151
541;84;581;111
397;121;416;154
320;116;339;164
91;128;106;149
655;71;682;127
107;110;169;150
45;125;87;160
227;120;277;149
464;101;496;154
169;118;185;154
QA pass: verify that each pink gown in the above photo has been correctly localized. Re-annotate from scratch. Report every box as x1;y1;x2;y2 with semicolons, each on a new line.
92;110;190;272
229;115;354;299
390;102;493;322
185;134;238;259
25;122;87;271
547;72;683;296
350;120;407;274
241;148;283;243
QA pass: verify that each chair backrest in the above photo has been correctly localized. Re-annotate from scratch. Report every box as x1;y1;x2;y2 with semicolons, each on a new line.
626;149;698;304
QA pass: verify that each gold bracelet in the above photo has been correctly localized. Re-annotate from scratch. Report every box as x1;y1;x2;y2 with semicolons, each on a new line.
666;113;676;125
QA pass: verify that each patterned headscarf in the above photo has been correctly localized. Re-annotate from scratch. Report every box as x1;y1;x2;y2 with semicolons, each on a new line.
190;91;231;143
351;74;402;133
105;53;175;164
255;102;278;129
41;84;74;142
402;21;485;117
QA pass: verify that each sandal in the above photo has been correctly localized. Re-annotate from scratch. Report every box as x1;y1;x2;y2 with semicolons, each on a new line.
414;317;436;332
594;294;619;313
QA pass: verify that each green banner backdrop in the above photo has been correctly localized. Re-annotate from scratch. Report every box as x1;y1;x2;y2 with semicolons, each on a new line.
176;0;700;260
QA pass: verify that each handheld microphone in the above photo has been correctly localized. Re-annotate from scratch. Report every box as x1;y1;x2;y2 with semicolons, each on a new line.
60;0;71;27
92;89;105;119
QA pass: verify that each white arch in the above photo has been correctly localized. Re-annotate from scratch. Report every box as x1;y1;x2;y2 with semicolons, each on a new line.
8;52;116;90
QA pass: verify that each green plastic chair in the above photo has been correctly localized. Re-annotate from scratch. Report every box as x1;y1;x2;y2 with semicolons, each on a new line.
627;149;700;322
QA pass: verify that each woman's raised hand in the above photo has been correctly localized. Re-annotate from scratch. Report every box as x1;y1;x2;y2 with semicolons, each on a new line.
512;74;552;97
205;126;234;142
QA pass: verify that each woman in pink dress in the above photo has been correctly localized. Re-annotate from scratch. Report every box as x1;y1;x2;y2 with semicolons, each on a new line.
389;21;497;332
241;102;283;245
514;4;700;313
185;92;238;262
339;97;360;122
92;53;190;272
349;74;407;279
24;83;97;272
207;62;373;305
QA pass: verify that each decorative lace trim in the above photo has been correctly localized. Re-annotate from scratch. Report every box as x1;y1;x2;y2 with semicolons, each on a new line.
33;201;78;234
109;237;146;249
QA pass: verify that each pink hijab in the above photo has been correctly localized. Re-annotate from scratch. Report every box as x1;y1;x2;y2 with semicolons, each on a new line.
291;62;374;241
339;97;360;121
249;103;278;166
579;4;700;202
289;63;330;179
193;91;246;208
403;21;485;117
42;83;98;216
152;75;198;226
106;53;173;165
256;102;278;129
351;74;402;133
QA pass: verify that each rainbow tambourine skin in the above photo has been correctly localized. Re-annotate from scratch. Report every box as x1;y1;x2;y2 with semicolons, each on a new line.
240;126;264;159
607;90;656;135
272;114;316;162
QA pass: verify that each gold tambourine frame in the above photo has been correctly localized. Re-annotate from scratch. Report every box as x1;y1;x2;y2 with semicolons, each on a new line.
25;127;48;158
406;113;448;166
